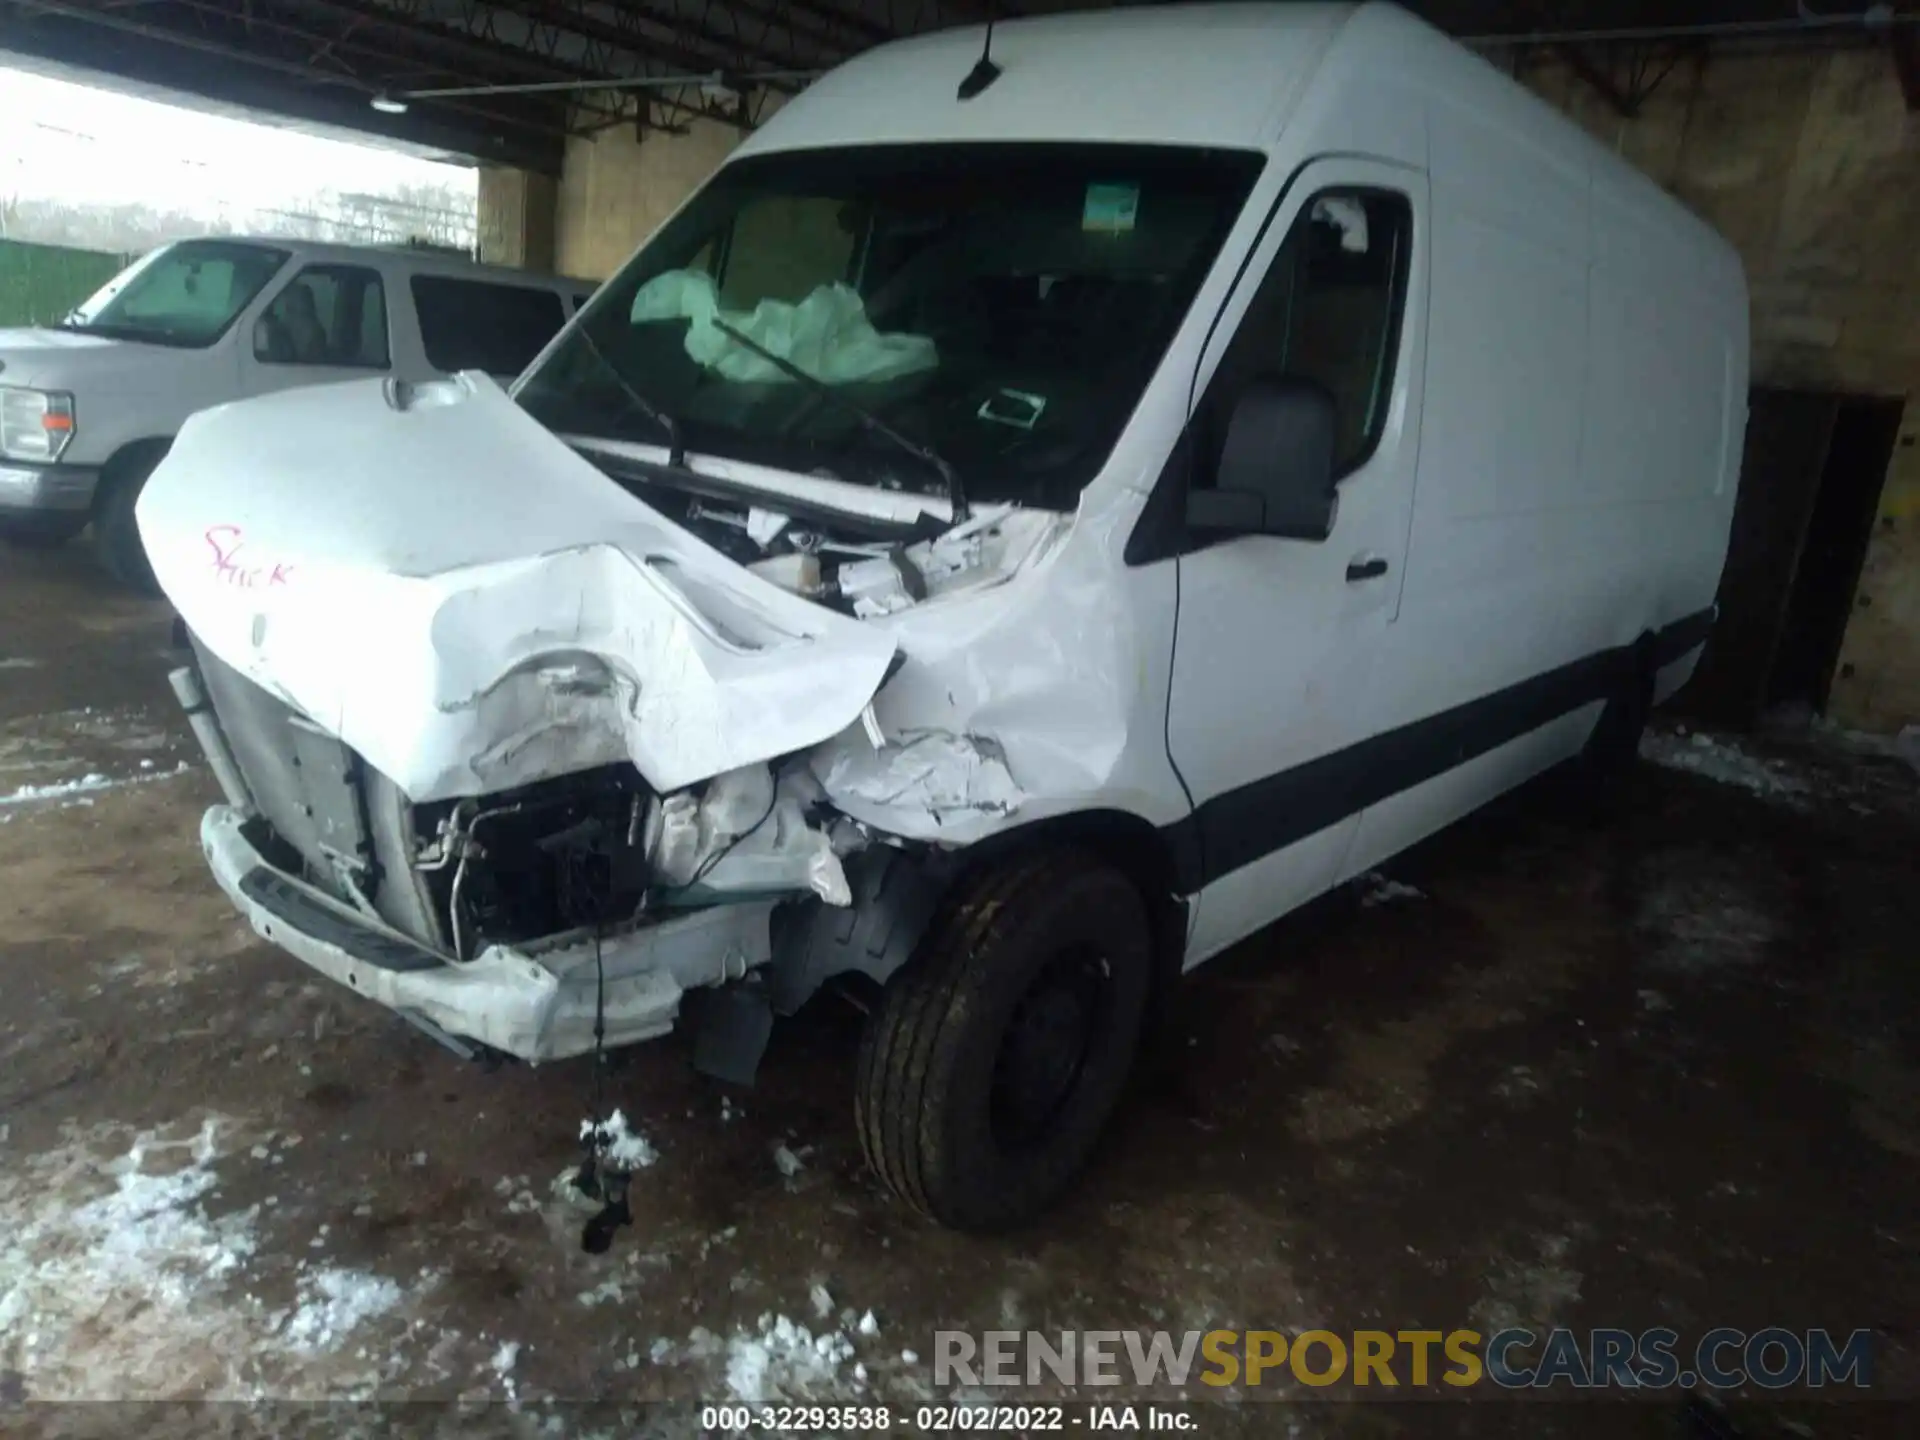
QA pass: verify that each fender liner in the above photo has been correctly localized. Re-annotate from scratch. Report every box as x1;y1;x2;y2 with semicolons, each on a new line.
767;846;948;1016
766;812;1190;1020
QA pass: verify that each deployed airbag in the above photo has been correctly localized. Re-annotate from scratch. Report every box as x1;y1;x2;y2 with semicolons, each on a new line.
630;270;937;386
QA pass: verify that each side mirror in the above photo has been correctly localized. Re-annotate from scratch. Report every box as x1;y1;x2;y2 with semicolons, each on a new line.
1184;377;1338;541
252;316;274;359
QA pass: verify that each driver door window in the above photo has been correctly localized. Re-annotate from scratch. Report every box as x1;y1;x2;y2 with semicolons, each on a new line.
254;265;390;369
1204;188;1412;477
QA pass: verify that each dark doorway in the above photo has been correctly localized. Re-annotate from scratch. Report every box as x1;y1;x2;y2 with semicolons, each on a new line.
1765;397;1904;716
1683;388;1904;729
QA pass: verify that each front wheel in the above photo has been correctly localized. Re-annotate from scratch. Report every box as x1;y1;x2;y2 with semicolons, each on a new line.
93;451;165;594
855;851;1152;1231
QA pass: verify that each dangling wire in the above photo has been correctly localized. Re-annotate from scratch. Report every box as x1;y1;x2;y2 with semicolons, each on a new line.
589;921;608;1138
574;873;632;1252
675;787;778;894
573;784;774;1250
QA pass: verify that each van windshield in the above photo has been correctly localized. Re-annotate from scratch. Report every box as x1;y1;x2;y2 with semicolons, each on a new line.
516;144;1264;509
64;240;289;349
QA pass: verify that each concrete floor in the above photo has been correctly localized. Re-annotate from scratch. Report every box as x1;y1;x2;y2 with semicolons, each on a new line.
3;541;1918;1439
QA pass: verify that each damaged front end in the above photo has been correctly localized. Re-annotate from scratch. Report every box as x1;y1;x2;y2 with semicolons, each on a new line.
180;634;889;1065
144;374;1040;1067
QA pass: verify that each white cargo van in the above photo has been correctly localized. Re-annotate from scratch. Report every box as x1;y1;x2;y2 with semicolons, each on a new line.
0;238;594;588
139;2;1747;1229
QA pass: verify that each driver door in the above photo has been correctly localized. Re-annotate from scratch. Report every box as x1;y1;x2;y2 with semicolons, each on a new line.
244;263;393;397
1170;158;1429;964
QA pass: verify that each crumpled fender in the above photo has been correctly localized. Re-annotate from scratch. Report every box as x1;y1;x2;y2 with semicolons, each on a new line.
808;500;1178;844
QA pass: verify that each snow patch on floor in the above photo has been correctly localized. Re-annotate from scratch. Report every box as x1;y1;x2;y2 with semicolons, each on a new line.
0;1116;424;1399
3;772;112;804
488;1338;522;1399
1633;847;1780;979
0;1117;260;1396
0;761;194;809
718;1313;860;1402
0;706;188;783
279;1268;405;1354
580;1109;658;1170
1639;729;1808;801
1359;872;1425;908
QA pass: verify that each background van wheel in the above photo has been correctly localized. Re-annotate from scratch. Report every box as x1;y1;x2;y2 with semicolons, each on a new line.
93;450;165;595
1576;648;1656;802
854;851;1152;1231
0;512;86;549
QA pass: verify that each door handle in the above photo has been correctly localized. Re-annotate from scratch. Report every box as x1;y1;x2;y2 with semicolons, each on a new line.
1346;556;1390;583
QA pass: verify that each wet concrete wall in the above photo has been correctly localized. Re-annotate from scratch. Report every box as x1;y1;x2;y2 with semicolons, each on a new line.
1524;44;1920;735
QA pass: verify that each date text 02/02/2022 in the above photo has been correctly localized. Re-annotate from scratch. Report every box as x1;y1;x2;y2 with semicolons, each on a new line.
697;1404;1198;1432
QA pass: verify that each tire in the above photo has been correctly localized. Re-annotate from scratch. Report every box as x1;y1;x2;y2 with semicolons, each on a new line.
855;851;1153;1231
93;452;164;595
0;512;86;548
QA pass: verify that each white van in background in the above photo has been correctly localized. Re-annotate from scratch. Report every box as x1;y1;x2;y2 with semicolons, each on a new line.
0;238;594;587
140;2;1747;1230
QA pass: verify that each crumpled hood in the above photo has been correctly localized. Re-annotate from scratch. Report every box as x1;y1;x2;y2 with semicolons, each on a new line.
137;371;899;801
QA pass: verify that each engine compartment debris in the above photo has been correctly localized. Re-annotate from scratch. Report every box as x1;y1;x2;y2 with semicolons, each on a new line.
812;730;1026;825
624;485;1061;621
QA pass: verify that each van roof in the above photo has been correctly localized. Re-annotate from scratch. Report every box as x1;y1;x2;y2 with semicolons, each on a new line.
739;1;1737;279
167;235;592;289
740;2;1360;156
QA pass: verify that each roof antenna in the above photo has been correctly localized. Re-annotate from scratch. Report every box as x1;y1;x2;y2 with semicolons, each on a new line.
957;19;1003;100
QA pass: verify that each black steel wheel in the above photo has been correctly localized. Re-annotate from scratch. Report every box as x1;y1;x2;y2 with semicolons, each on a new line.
855;851;1152;1231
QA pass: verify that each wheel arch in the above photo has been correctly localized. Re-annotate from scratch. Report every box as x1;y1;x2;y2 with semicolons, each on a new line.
90;435;174;511
769;806;1189;1017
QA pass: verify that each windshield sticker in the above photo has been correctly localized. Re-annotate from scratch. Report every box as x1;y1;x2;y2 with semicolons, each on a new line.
1082;183;1140;234
977;389;1047;431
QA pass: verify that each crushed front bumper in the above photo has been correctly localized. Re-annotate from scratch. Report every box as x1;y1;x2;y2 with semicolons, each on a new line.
200;805;774;1063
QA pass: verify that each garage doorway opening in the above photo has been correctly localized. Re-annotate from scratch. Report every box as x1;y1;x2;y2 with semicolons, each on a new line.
1764;396;1904;718
1684;388;1904;729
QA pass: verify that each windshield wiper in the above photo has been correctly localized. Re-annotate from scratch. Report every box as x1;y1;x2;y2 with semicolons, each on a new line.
709;317;968;523
571;323;686;468
53;320;193;347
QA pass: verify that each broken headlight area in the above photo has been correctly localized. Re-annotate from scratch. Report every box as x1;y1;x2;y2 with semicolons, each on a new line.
411;769;653;960
412;760;855;962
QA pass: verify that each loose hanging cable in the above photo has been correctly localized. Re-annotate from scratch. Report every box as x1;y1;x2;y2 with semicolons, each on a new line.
573;884;633;1252
572;785;773;1250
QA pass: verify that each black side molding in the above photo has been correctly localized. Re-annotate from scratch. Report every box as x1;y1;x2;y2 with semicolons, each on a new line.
1162;606;1716;894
